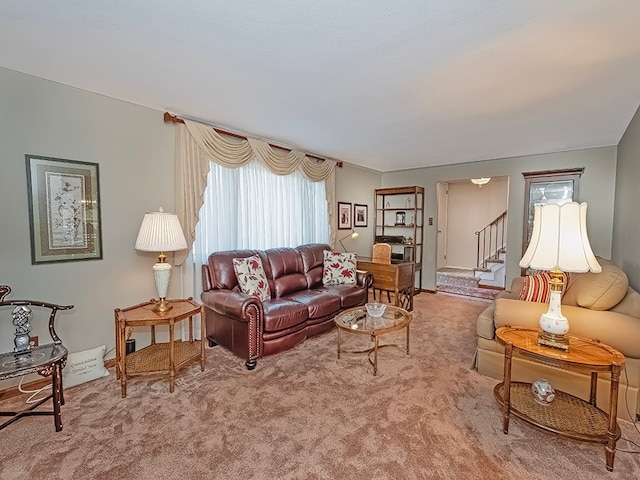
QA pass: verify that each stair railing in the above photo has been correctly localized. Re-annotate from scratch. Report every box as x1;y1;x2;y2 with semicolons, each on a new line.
475;210;507;269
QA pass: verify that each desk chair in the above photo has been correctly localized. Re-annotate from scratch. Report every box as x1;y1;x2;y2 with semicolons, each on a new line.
0;285;74;432
372;243;393;303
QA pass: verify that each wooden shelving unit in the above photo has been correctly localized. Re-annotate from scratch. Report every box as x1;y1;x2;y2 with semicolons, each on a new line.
374;186;424;291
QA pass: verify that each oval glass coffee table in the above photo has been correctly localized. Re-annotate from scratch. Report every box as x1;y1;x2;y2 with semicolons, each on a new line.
334;305;411;375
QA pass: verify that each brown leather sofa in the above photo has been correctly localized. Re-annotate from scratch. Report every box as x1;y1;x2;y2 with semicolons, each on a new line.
201;243;373;370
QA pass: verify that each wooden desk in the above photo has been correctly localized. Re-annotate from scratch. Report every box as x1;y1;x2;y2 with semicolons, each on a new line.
357;258;415;311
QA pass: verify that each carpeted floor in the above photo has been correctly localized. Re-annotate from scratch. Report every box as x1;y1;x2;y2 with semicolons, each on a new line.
1;292;639;479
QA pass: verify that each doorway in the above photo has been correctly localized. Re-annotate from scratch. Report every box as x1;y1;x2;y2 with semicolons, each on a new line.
435;176;509;298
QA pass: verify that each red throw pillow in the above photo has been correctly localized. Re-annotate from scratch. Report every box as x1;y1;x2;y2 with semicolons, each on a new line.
519;271;571;303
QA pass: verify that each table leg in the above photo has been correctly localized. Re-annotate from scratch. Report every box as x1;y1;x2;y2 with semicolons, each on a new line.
406;323;410;355
118;318;127;398
169;321;175;393
373;335;379;376
502;342;513;434
114;313;120;380
52;361;63;432
605;364;622;471
200;307;205;372
337;328;341;359
589;372;598;406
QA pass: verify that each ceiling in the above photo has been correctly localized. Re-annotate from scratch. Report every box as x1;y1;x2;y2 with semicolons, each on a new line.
2;1;640;172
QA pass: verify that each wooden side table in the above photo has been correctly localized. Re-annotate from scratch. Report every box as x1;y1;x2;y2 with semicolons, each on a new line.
495;326;624;472
114;298;205;398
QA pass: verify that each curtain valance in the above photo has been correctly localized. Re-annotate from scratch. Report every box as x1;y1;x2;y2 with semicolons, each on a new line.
174;119;337;264
183;119;336;181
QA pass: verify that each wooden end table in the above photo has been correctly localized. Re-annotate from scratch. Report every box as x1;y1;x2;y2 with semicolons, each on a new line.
495;326;625;472
114;298;205;398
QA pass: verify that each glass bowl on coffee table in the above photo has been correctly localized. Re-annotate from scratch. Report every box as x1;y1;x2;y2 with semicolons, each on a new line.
334;304;411;375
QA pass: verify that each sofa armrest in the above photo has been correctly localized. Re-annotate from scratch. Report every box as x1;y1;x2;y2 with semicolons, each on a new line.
201;289;262;321
356;270;374;289
477;302;496;340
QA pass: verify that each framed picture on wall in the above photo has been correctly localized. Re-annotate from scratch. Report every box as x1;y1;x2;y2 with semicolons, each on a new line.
354;204;368;227
25;154;103;264
338;202;352;229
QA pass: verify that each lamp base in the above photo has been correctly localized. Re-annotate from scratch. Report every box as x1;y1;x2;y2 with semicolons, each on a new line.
152;298;173;313
537;330;570;351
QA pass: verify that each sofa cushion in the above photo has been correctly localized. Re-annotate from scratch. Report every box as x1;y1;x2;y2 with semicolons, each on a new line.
233;254;271;301
322;251;357;285
285;289;342;319
519;271;570;303
264;247;308;298
262;298;309;333
562;258;628;311
323;284;368;308
297;243;331;288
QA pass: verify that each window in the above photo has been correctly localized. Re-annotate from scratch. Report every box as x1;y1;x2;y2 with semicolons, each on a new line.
522;168;583;274
191;159;330;265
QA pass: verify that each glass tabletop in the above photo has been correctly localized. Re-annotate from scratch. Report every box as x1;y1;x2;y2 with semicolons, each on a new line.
334;305;411;334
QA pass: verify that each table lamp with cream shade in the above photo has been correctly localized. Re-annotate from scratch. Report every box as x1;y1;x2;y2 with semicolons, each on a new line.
135;207;188;313
519;202;601;350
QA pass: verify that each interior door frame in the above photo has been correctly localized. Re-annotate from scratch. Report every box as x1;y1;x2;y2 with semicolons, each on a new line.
436;182;448;271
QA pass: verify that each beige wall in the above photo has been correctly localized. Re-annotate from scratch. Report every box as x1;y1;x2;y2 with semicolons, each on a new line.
444;177;508;268
382;147;617;291
613;105;640;290
335;163;382;255
0;67;177;358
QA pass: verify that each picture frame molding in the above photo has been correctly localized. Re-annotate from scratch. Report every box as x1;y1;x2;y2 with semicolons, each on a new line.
25;154;103;264
353;203;368;228
338;202;352;230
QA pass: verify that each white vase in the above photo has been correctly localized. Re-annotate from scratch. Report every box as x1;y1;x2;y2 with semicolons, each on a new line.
531;379;555;406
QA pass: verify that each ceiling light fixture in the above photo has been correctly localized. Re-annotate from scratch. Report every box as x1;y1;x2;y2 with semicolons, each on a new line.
471;177;491;186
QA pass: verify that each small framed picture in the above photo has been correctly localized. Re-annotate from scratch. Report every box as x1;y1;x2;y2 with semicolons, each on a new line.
354;204;368;227
26;154;103;264
338;202;352;229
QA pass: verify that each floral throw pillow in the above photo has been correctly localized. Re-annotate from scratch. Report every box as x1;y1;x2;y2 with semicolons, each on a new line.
519;271;571;303
322;251;357;286
233;254;271;301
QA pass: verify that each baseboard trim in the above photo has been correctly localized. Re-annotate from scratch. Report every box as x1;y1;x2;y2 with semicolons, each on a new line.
0;358;116;401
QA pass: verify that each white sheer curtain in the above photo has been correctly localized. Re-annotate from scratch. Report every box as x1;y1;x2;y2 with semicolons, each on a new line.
191;159;330;266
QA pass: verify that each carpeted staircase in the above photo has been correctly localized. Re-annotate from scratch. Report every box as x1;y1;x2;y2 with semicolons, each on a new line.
436;267;501;300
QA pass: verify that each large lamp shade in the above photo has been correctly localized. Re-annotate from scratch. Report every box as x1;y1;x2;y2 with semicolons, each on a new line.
135;207;187;313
